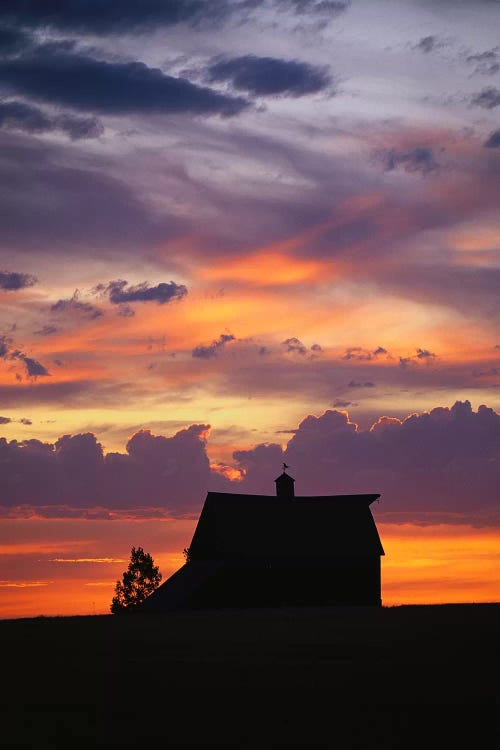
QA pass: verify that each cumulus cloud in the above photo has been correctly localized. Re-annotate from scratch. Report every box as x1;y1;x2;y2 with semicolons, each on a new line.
208;55;331;98
0;46;249;117
0;100;103;139
0;424;216;513
484;130;500;148
1;402;498;524
232;401;500;524
51;290;103;320
471;86;500;109
0;270;36;290
102;279;187;306
374;146;440;175
192;333;235;359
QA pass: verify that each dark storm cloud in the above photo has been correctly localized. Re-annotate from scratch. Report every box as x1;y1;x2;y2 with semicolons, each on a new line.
102;279;187;306
0;47;249;117
466;48;500;76
375;146;439;175
208;55;331;98
51;291;103;320
0;1;230;34
282;337;307;355
0;424;216;513
232;401;500;524
471;86;500;109
0;270;36;290
192;333;235;359
484;130;500;148
0;100;103;139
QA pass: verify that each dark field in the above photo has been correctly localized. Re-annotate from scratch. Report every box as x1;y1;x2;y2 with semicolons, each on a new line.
2;603;499;748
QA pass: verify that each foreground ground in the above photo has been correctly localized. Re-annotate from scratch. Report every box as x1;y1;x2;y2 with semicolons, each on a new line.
1;603;499;747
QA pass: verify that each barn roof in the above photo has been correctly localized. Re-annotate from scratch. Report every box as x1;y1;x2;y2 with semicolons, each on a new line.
188;492;384;560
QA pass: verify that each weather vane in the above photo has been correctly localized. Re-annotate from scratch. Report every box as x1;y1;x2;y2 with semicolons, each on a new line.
283;462;289;471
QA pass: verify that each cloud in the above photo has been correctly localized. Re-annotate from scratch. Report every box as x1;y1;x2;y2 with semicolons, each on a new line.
342;346;387;361
0;270;37;290
1;402;499;525
1;334;50;378
192;333;235;359
102;279;187;306
374;146;439;175
398;348;436;369
0;416;11;424
0;100;103;139
207;55;331;98
347;380;375;388
0;132;182;255
414;35;440;53
285;0;350;15
416;348;436;360
12;352;50;378
282;337;307;355
471;86;500;109
466;48;500;75
0;1;230;34
51;290;103;320
0;46;249;117
232;401;500;524
0;424;216;512
0;25;31;54
484;130;500;148
332;400;352;408
33;325;59;336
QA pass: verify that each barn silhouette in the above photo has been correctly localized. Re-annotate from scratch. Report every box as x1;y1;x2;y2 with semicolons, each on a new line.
142;469;384;612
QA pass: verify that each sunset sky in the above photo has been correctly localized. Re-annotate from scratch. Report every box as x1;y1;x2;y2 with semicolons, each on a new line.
1;0;499;619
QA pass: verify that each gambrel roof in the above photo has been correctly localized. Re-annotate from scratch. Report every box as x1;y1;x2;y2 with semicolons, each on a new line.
188;491;384;560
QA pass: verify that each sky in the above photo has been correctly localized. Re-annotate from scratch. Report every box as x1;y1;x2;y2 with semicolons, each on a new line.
1;0;499;618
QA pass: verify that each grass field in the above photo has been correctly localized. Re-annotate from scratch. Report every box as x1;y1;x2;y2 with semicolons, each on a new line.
2;603;499;747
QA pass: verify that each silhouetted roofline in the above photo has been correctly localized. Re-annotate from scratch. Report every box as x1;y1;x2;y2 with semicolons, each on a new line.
205;491;381;505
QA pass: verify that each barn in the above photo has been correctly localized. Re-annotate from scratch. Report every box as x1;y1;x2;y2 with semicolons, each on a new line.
141;469;384;612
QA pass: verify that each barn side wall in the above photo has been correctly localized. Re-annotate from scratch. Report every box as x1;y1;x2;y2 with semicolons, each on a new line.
183;556;382;609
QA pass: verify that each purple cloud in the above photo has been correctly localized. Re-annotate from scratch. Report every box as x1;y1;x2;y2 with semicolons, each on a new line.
0;270;37;290
192;333;235;359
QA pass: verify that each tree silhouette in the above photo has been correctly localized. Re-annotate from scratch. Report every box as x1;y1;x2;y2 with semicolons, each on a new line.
111;546;162;613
